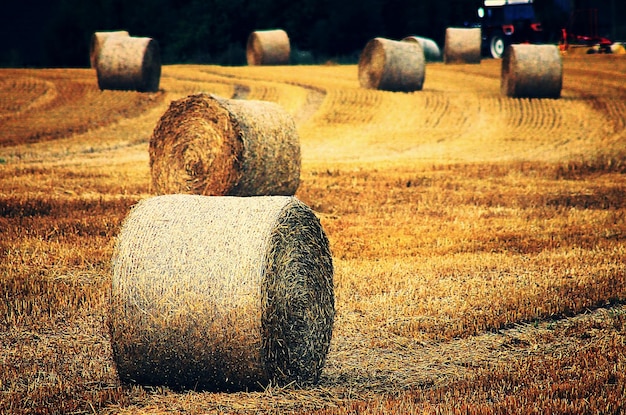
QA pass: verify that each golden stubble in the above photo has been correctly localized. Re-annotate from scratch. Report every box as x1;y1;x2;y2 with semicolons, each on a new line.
0;55;625;414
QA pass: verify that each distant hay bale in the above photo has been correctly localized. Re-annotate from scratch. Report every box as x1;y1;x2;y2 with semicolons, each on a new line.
501;44;562;98
149;93;300;196
443;27;481;64
90;30;129;68
358;37;425;92
246;29;291;65
110;194;335;391
402;36;442;61
95;36;161;92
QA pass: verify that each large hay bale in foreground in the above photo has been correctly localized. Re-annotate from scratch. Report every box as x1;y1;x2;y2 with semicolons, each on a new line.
95;36;161;92
501;44;562;98
89;30;129;68
402;35;442;61
110;194;335;391
358;37;425;92
149;93;301;196
443;27;481;64
246;29;291;65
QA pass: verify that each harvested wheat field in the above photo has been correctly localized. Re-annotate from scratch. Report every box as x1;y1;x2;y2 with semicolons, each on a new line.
1;54;625;414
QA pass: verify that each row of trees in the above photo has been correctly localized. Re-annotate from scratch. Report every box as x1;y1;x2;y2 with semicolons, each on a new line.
2;0;623;68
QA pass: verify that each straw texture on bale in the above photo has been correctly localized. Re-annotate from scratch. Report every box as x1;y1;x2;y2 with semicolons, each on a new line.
110;194;335;391
443;28;482;64
246;29;291;65
501;44;562;98
96;36;161;92
149;93;301;196
402;36;442;61
358;37;425;92
89;30;129;68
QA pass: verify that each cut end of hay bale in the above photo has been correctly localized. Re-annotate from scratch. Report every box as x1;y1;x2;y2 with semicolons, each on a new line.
246;29;291;66
89;30;129;68
358;37;425;92
402;36;442;62
501;44;562;98
149;93;301;197
443;27;481;64
95;36;161;92
110;194;334;391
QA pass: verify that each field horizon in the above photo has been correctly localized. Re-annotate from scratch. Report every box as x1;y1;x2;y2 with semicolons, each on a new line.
1;55;625;414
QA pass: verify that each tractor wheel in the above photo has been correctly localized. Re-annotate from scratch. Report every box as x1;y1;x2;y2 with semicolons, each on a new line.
489;33;506;59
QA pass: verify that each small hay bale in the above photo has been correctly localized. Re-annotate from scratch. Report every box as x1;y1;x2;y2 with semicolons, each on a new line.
443;27;481;64
89;30;129;68
95;36;161;92
246;29;291;65
149;93;301;196
402;35;442;61
358;37;425;92
110;194;335;391
501;44;562;98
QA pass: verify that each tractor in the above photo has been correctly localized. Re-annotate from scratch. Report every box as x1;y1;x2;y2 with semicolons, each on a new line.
477;0;545;59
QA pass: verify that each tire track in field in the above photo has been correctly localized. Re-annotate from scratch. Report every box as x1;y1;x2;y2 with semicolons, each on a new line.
0;76;58;119
196;68;327;125
564;67;626;133
0;69;164;148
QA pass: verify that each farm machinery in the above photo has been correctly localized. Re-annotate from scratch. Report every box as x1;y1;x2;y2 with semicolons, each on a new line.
559;7;613;54
477;0;544;58
475;0;615;58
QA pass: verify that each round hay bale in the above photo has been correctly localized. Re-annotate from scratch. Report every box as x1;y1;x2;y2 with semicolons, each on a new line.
246;29;291;65
501;44;562;99
443;27;481;64
402;35;442;61
149;93;301;196
110;194;335;391
89;30;129;68
95;36;161;92
358;37;425;92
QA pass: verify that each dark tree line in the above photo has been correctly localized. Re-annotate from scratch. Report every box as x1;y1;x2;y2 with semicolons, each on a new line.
0;0;623;67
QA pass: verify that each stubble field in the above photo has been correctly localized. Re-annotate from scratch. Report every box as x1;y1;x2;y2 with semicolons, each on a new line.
1;55;625;414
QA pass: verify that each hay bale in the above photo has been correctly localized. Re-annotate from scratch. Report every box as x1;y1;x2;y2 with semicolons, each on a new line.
149;93;300;196
95;36;161;92
110;194;335;391
358;37;425;92
443;27;481;64
402;35;442;61
501;44;562;98
89;30;129;68
246;29;291;65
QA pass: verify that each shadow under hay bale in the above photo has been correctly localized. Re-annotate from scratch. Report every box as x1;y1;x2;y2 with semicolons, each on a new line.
501;44;562;99
402;35;442;62
110;194;335;391
95;36;161;92
443;27;481;64
89;30;129;68
150;93;301;196
358;37;425;92
246;29;291;66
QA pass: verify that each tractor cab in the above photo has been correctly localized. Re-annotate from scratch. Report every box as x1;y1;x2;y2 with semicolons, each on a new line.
477;0;544;58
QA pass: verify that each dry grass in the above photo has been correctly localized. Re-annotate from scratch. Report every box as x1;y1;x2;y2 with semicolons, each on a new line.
0;54;625;414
